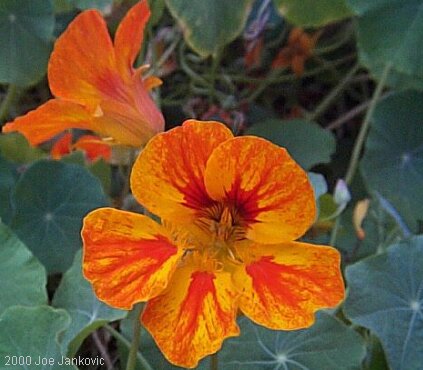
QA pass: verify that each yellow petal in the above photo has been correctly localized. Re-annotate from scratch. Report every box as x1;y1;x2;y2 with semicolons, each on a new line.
142;266;240;368
204;136;316;244
131;120;233;222
82;208;183;309
233;241;344;329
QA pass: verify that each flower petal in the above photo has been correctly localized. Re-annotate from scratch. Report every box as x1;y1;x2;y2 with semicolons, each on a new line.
131;120;233;221
51;132;72;159
233;241;344;329
48;9;117;107
204;136;316;244
2;99;95;146
142;267;240;368
82;208;183;309
73;135;111;162
114;0;150;79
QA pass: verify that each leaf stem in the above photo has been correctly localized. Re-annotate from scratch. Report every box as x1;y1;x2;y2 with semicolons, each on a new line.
344;63;391;185
329;63;392;246
126;305;143;370
211;352;218;370
308;63;360;122
105;324;154;370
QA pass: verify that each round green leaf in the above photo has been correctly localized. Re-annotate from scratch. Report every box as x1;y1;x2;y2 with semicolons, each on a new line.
348;0;423;89
344;236;423;370
360;91;423;221
72;0;113;11
0;0;54;86
0;156;18;224
0;222;47;315
246;119;336;170
0;306;75;369
0;133;46;164
11;160;108;273
52;250;126;357
219;312;365;369
273;0;352;27
165;0;254;57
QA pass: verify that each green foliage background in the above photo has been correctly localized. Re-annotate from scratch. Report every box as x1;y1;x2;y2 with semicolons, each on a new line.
0;0;422;369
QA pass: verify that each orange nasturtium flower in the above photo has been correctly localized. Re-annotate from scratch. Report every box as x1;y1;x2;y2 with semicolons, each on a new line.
2;1;164;147
51;133;111;162
272;28;320;76
82;120;344;368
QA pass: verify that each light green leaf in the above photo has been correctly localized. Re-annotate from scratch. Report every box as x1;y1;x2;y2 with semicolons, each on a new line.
0;156;18;224
53;250;126;357
0;133;46;164
0;0;54;86
0;306;75;369
273;0;353;27
11;160;108;273
360;91;423;222
165;0;254;57
219;313;365;369
348;0;423;89
344;236;423;370
0;222;47;316
246;119;336;170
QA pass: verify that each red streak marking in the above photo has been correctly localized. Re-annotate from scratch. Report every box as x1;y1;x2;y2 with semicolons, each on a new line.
175;271;231;342
246;256;330;310
88;235;178;292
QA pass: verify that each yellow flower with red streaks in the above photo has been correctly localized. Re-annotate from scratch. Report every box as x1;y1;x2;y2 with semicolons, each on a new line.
272;28;320;76
51;133;111;162
2;1;164;147
82;120;344;368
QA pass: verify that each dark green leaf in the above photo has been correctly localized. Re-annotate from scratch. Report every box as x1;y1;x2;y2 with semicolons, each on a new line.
0;222;47;315
218;312;365;370
165;0;254;57
344;236;423;370
0;0;54;86
348;0;423;89
53;250;126;357
360;91;423;222
0;155;18;224
273;0;352;27
0;306;75;369
11;160;108;273
246;119;336;170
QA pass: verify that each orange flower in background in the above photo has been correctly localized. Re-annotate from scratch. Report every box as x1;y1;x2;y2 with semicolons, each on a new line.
82;120;344;368
272;28;320;76
2;1;164;147
51;133;111;162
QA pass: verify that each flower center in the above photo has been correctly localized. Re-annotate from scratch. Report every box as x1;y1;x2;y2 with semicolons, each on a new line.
197;203;246;244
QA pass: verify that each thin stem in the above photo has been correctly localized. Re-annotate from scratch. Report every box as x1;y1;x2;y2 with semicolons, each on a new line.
0;84;19;122
104;325;154;370
209;50;222;102
329;63;392;246
92;330;114;370
344;63;392;185
308;63;360;121
211;352;218;370
126;306;143;370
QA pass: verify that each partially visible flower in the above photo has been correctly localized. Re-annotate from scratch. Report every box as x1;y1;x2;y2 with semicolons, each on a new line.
82;120;344;368
3;1;164;147
272;28;320;76
51;133;111;162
